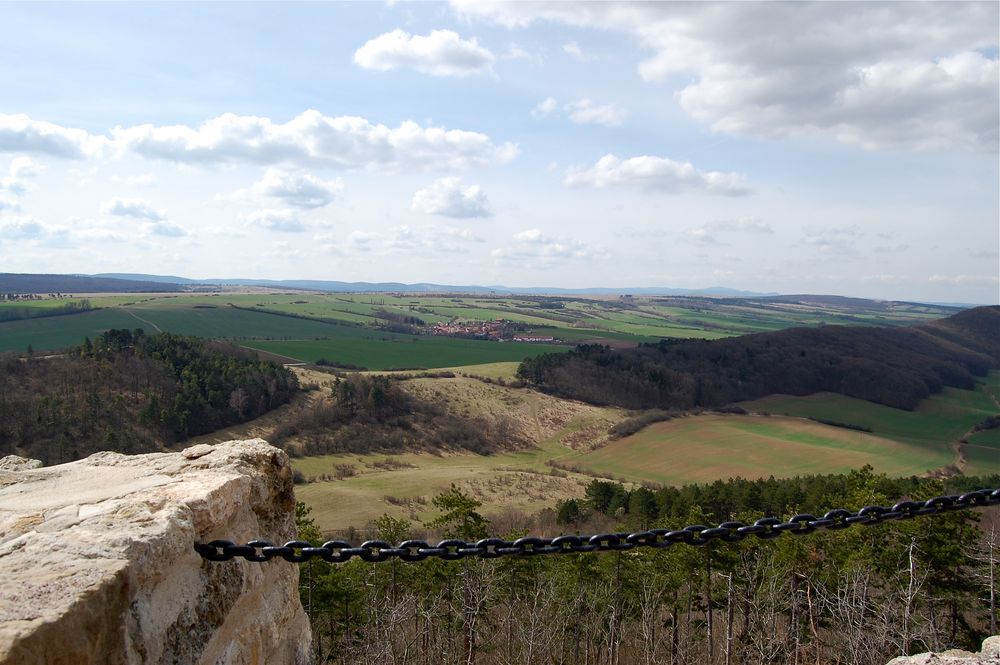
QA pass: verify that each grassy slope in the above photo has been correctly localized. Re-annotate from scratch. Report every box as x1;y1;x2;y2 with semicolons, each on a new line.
291;375;624;531
289;371;999;532
740;384;997;451
568;415;952;485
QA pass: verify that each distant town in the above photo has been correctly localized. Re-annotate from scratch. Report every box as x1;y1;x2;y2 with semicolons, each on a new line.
430;318;557;343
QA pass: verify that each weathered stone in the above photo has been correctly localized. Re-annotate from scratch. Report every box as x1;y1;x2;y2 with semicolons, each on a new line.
983;637;1000;660
0;439;311;665
0;455;42;471
885;637;1000;664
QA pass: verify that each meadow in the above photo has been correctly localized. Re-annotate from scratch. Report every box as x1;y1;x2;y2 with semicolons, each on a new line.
248;337;569;370
740;380;999;451
566;415;953;485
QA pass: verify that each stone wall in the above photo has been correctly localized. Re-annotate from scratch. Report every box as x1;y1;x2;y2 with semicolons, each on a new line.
0;439;311;665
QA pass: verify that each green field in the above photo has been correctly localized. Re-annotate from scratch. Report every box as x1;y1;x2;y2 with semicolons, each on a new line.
1;291;962;362
740;382;998;451
0;308;145;353
248;337;571;370
0;300;574;369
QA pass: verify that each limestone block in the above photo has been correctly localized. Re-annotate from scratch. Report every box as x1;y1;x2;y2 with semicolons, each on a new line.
0;439;311;665
885;637;1000;664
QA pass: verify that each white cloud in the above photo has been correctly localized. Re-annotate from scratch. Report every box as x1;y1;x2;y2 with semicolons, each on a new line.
565;154;750;196
0;114;110;158
145;221;187;237
234;168;342;209
709;216;773;234
565;98;626;127
0;216;45;239
928;274;1000;285
0;157;42;198
411;177;491;218
802;226;863;255
100;197;166;221
317;224;482;256
353;29;495;77
0;197;19;212
246;208;305;233
386;224;483;254
563;41;589;61
502;43;533;61
493;228;608;267
531;97;558;118
112;110;518;169
111;173;155;186
971;249;999;260
684;217;773;245
0;111;519;171
452;2;999;152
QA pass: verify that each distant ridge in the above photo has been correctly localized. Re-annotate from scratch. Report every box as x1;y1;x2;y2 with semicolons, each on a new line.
0;273;185;294
91;273;776;297
518;305;1000;412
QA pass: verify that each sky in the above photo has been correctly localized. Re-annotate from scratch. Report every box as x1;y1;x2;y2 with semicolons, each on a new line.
0;2;997;303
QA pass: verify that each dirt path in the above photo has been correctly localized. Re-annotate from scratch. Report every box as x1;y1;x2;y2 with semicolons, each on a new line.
931;383;1000;478
122;308;163;333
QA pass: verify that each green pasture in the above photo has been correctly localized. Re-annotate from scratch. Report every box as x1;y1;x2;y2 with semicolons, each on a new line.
247;336;571;370
118;303;353;339
0;308;143;353
965;428;1000;476
0;299;77;311
741;380;999;452
567;415;952;485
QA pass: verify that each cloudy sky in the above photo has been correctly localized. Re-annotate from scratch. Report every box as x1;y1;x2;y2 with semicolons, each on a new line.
0;2;997;303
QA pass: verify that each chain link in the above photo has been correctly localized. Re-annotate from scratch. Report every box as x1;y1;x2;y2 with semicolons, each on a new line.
194;487;1000;564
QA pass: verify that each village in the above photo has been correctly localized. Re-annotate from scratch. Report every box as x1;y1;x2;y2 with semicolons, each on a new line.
429;317;557;343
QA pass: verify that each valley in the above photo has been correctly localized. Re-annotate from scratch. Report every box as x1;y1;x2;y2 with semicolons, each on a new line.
2;278;997;536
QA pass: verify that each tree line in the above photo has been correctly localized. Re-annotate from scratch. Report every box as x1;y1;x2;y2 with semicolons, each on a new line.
516;306;1000;411
0;298;94;322
0;328;298;464
295;468;1000;665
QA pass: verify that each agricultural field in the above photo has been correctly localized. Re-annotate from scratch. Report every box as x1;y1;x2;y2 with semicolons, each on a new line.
0;308;145;353
0;291;963;364
566;415;953;486
740;379;1000;452
248;336;570;371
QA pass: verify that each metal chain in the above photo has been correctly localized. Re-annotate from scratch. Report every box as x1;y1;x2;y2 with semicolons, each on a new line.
194;487;1000;564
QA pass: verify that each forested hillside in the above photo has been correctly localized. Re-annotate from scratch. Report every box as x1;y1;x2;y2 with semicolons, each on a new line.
299;468;1000;665
0;272;185;293
517;306;1000;411
269;373;523;457
0;329;297;464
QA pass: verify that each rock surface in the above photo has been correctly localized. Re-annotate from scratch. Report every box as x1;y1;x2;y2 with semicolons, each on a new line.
886;636;1000;664
0;439;311;665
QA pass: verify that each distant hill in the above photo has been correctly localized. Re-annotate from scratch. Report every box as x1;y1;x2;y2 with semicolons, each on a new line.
92;273;200;285
0;273;185;294
517;306;1000;411
88;273;776;297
